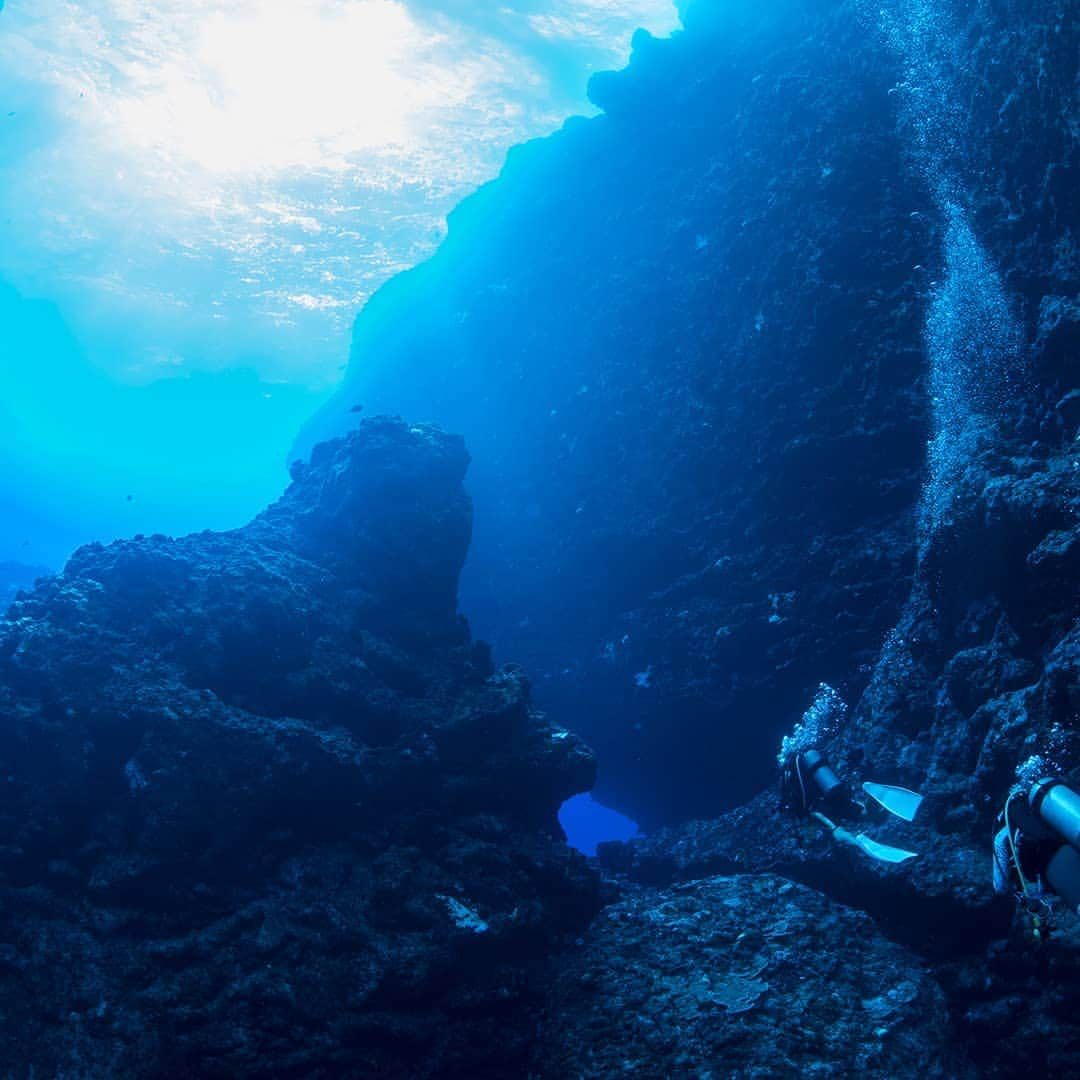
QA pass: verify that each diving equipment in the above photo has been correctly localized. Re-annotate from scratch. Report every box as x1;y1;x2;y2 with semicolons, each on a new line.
811;811;918;865
796;749;853;813
1044;845;1080;913
1029;778;1080;911
1029;777;1080;850
861;781;924;823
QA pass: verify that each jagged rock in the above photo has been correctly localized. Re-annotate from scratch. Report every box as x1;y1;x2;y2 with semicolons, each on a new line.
0;560;51;612
540;875;966;1079
0;417;599;1078
599;797;1080;1073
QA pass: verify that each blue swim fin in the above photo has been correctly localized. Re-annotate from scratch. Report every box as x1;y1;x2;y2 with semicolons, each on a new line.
812;812;919;865
862;781;923;823
850;831;918;864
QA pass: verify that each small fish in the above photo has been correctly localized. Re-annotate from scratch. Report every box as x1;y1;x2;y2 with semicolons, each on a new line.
125;494;133;502
349;404;364;414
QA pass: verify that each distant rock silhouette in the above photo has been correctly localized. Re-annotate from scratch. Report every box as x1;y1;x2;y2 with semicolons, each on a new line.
0;417;597;1077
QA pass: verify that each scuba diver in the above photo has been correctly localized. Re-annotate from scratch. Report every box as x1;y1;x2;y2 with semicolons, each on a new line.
779;747;924;865
993;777;1080;942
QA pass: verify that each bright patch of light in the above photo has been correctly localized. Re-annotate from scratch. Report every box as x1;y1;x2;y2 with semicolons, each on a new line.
529;0;677;45
0;0;680;387
110;2;461;174
288;293;351;310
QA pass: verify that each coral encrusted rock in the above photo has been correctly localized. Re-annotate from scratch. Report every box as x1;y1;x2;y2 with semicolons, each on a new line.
540;875;966;1079
0;416;598;1079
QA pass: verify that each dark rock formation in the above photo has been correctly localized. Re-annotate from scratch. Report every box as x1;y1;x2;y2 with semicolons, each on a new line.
595;364;1080;1069
598;392;1080;1069
0;417;598;1078
0;417;971;1076
541;875;967;1078
0;560;51;612
270;3;1077;1072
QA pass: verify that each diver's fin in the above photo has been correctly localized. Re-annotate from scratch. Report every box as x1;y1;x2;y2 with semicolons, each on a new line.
852;832;918;864
815;814;920;865
862;781;923;823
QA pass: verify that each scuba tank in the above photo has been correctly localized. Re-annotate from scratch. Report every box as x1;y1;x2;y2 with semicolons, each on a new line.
1029;778;1080;849
799;749;848;809
779;747;922;866
1029;778;1080;912
782;749;859;820
1044;847;1080;913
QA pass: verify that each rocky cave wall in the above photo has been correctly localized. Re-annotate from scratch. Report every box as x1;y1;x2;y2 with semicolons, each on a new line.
294;4;1080;1066
0;417;1000;1079
297;0;940;826
576;3;1080;1071
0;418;599;1078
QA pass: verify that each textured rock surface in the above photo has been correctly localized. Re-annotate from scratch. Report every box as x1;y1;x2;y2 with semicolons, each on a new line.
0;560;50;612
297;0;1060;828
540;874;966;1079
600;399;1080;1069
600;793;1080;1074
0;417;599;1078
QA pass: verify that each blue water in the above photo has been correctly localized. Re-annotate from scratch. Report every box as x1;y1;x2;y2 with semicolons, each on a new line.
0;0;676;568
0;281;325;567
559;794;640;856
